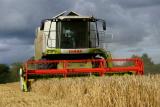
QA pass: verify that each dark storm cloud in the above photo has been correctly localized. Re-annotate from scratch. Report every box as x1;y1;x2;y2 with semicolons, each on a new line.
0;0;75;44
1;0;159;46
112;0;160;8
0;0;75;64
0;47;10;52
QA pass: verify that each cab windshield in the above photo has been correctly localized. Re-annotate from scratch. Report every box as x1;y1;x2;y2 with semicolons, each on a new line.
61;21;89;48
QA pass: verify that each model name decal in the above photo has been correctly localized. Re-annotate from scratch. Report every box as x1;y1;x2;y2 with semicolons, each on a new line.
69;50;82;53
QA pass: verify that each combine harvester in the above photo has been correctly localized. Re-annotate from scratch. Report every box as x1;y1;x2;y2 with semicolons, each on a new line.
19;11;144;91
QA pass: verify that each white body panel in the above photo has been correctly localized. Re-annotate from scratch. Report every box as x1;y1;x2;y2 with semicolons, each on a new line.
42;21;56;52
34;21;57;59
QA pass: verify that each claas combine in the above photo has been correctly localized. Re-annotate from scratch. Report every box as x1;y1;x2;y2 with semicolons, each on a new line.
19;11;144;91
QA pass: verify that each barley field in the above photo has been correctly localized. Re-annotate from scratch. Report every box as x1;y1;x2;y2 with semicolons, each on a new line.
0;75;159;107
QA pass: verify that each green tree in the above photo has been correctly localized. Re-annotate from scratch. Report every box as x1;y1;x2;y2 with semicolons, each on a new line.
0;63;23;83
141;53;159;74
0;64;9;74
122;54;160;74
0;64;10;83
141;53;154;66
8;62;22;82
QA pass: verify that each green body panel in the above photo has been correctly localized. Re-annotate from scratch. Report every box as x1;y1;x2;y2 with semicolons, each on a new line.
45;48;61;54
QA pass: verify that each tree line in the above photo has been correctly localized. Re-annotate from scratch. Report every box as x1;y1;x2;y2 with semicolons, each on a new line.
0;53;159;83
0;63;21;83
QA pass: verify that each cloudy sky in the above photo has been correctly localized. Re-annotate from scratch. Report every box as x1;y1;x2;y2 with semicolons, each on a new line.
0;0;160;64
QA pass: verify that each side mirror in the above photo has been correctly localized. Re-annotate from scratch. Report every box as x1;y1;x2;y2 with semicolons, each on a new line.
102;21;106;30
96;19;106;31
40;20;45;30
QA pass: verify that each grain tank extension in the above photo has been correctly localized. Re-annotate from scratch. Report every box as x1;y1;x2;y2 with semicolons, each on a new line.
19;11;144;91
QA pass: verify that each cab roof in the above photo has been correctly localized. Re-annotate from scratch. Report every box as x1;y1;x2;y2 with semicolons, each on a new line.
52;11;95;21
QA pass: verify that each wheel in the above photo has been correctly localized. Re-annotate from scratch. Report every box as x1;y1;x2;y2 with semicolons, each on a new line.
19;68;28;92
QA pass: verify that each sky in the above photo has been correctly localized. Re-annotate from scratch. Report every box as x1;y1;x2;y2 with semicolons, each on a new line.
0;0;160;64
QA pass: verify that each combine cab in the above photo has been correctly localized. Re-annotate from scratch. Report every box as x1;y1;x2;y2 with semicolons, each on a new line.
19;11;144;92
